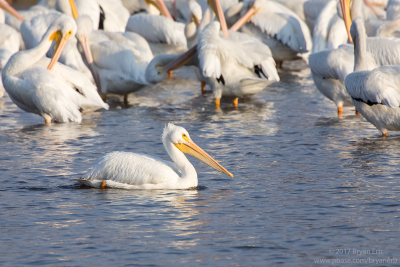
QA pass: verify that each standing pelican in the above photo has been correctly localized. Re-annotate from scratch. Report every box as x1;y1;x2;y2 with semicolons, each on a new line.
2;15;108;124
145;0;279;108
198;22;280;108
345;18;400;136
76;123;233;189
309;0;400;115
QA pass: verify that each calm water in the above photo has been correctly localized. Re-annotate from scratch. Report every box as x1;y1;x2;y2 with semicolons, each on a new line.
1;62;400;266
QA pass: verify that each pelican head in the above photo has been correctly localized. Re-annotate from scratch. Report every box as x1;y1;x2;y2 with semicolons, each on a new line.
145;46;197;84
146;0;174;20
189;0;202;28
163;123;233;178
46;15;77;70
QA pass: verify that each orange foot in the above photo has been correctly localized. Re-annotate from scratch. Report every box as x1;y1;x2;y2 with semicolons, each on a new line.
100;181;107;189
45;120;51;124
168;70;173;78
337;106;343;116
215;98;220;111
382;133;388;137
201;81;206;93
233;97;238;108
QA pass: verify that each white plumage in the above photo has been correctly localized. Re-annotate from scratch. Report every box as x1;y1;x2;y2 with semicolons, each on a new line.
0;8;20;98
20;12;95;81
75;15;153;97
312;0;348;53
345;18;400;135
126;14;187;55
2;15;108;124
225;0;312;63
197;21;280;100
77;123;233;189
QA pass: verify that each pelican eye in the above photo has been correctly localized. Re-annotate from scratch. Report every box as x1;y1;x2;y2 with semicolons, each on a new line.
65;30;73;38
182;133;189;142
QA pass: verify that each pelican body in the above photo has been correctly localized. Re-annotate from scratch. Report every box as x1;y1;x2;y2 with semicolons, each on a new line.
2;15;108;124
345;18;400;136
75;15;153;98
77;124;233;189
198;22;280;101
309;0;400;115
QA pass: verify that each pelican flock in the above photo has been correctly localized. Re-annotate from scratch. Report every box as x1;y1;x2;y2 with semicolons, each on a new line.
2;0;400;189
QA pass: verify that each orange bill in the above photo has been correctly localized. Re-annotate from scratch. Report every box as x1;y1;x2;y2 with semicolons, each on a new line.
175;139;233;177
0;0;24;21
47;30;73;70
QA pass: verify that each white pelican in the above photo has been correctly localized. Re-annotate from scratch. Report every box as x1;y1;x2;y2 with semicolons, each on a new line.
387;0;400;20
312;0;348;53
56;0;130;32
309;0;400;115
0;5;20;98
198;22;280;108
345;18;400;136
224;0;312;66
145;0;279;108
304;0;333;33
184;0;203;49
125;14;187;55
273;0;308;22
19;12;99;86
75;15;153;101
76;123;233;189
2;15;108;124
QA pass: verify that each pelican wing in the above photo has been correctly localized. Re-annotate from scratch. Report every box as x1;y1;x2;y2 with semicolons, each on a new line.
228;30;279;82
250;0;312;53
126;14;187;47
81;151;180;186
3;67;83;122
198;22;253;79
345;66;400;108
309;45;354;81
304;0;330;31
20;12;60;49
97;0;130;32
0;24;20;54
35;58;108;110
90;40;149;86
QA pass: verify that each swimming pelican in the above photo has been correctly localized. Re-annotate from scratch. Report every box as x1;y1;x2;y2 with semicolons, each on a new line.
2;15;108;124
345;18;400;136
76;123;233;189
309;0;400;115
224;0;312;66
